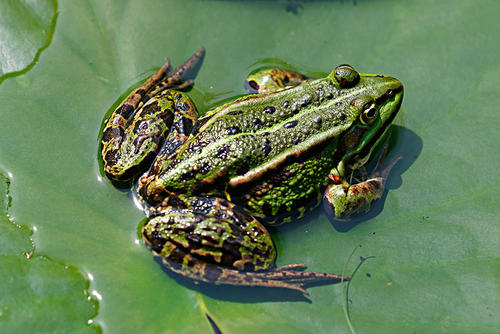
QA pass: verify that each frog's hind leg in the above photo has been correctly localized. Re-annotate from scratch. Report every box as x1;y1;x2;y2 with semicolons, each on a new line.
101;48;204;183
142;197;348;296
147;47;205;98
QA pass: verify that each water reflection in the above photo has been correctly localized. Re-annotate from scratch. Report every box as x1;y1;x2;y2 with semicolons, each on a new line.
158;260;314;303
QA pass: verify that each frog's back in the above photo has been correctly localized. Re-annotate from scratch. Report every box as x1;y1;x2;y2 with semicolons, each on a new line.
151;76;356;194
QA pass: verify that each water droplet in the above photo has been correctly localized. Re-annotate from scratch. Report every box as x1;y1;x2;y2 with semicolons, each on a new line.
92;290;102;301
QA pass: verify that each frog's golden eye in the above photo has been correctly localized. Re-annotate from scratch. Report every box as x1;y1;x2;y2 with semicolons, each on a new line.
334;64;360;88
360;102;378;125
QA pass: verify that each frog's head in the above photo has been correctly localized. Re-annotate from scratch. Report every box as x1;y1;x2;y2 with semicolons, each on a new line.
330;65;404;174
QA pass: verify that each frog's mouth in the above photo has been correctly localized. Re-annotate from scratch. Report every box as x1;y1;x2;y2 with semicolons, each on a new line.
342;84;404;172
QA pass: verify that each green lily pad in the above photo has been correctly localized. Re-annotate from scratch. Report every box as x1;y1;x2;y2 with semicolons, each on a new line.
0;174;98;333
0;0;498;333
0;0;57;83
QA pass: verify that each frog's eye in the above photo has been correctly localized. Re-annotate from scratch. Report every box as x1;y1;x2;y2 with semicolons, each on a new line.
334;64;360;88
350;95;378;125
360;102;378;125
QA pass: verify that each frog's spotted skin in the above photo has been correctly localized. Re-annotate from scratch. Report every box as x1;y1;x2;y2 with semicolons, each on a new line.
101;48;204;182
142;196;344;295
100;48;404;294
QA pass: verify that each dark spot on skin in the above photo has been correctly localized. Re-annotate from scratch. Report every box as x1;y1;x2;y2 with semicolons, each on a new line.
236;163;250;175
231;206;253;225
142;102;162;116
180;170;196;181
203;266;223;282
376;74;384;78
135;89;146;96
335;102;342;107
215;145;230;159
104;150;119;165
369;179;381;190
181;117;194;135
175;94;182;101
191;116;210;136
226;126;242;135
166;196;188;209
264;106;276;114
198;162;211;175
228;110;243;115
326;92;333;99
102;126;123;142
277;203;288;215
176;102;190;111
262;139;272;156
301;100;311;107
261;132;270;136
293;137;301;145
339;113;346;121
283;120;298;128
314;116;322;126
252;118;262;126
148;235;167;253
283;101;290;108
262;202;273;216
119;104;135;118
243;262;255;271
190;196;215;214
159;139;180;156
164;255;183;270
186;259;195;268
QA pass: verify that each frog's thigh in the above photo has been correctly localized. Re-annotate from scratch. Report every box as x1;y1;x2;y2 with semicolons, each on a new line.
233;157;331;223
158;89;199;154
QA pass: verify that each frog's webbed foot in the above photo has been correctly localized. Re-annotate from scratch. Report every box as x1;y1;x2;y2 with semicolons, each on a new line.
323;154;402;221
100;48;204;183
147;47;205;97
142;196;347;295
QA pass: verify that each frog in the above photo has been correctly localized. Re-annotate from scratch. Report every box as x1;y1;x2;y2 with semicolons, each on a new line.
99;48;404;295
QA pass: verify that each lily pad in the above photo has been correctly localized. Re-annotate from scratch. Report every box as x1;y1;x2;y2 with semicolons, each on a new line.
0;174;98;333
0;0;498;333
0;0;57;82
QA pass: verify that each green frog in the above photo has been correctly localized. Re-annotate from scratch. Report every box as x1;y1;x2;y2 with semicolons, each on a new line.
99;48;404;295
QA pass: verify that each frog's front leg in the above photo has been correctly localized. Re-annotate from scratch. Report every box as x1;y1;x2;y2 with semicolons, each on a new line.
142;196;348;295
323;155;402;221
100;48;204;182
